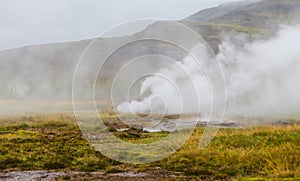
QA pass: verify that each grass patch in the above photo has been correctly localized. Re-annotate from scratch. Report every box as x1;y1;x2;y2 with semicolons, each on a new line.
0;114;299;180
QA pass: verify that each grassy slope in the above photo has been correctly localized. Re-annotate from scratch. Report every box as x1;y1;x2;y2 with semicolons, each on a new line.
177;20;271;53
0;114;299;180
182;0;300;52
187;0;300;29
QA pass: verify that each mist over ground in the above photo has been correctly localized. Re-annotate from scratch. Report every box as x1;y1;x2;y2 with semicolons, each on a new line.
1;0;300;120
1;24;300;119
118;25;300;118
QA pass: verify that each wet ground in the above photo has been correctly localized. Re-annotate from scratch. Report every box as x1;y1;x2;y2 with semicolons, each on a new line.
122;118;244;133
0;169;196;181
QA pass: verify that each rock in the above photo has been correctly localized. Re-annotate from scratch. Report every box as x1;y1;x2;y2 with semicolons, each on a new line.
273;120;291;125
197;120;242;128
126;125;143;137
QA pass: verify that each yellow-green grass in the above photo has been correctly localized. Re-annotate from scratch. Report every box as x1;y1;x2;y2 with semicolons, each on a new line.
0;114;299;180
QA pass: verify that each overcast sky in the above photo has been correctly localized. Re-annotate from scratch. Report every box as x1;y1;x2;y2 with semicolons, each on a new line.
0;0;235;50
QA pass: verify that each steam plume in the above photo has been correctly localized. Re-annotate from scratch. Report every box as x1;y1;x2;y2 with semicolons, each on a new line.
118;25;300;117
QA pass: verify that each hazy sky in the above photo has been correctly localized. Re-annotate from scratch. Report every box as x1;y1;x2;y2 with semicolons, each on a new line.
0;0;235;50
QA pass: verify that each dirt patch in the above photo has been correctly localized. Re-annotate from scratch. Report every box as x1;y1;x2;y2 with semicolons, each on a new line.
0;169;188;181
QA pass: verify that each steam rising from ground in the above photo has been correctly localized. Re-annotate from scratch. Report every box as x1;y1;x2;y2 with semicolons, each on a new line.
1;24;300;117
117;43;213;115
118;25;300;117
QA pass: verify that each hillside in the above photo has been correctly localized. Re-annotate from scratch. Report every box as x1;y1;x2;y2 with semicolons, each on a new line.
0;0;299;103
183;0;300;50
186;0;300;29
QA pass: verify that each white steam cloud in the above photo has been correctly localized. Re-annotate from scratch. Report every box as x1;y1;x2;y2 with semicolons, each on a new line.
117;43;214;115
118;25;300;117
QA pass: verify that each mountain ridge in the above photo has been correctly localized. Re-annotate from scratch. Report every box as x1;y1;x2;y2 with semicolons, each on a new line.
1;0;299;101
